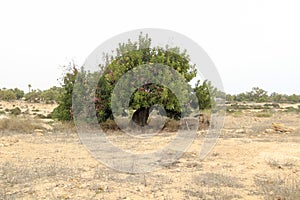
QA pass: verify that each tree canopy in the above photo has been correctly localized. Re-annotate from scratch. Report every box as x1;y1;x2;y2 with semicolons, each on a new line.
53;33;215;124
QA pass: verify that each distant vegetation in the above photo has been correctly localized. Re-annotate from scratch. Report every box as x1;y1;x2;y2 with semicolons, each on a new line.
0;86;62;103
226;87;300;104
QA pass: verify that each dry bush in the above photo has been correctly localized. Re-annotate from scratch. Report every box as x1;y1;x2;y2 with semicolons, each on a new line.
52;121;76;133
163;119;180;132
0;161;78;199
255;174;300;200
0;117;43;134
265;158;296;169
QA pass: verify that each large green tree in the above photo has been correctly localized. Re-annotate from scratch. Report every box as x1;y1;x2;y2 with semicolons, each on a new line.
95;34;198;126
53;34;214;125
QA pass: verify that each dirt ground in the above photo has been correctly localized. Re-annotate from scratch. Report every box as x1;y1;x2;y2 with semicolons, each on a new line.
0;101;300;199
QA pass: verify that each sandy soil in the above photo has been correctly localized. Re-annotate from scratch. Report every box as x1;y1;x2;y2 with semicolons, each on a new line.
0;101;300;199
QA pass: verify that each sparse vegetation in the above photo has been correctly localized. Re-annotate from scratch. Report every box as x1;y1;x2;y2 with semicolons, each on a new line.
255;111;272;118
226;87;300;104
255;174;300;200
0;117;43;134
9;107;22;116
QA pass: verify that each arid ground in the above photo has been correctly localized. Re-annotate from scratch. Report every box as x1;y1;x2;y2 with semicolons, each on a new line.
0;101;300;199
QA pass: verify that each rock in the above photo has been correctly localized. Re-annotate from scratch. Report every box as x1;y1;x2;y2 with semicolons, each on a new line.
265;128;275;134
272;123;295;133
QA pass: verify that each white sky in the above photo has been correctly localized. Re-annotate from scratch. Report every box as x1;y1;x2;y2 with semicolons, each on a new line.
0;0;299;94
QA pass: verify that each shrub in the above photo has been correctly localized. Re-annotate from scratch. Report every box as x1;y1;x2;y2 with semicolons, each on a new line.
9;107;21;116
0;117;43;133
0;90;17;101
12;88;25;99
255;112;272;118
24;90;42;102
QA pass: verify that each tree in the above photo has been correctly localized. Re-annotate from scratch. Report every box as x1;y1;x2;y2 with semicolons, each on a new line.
54;34;213;125
0;89;17;101
41;86;62;103
13;88;24;99
24;89;42;102
94;33;198;126
28;84;32;93
193;80;216;110
249;87;268;102
51;64;78;121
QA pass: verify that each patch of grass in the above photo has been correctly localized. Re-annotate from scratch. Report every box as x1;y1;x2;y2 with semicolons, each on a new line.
284;106;300;113
227;110;243;117
0;117;43;134
255;112;272;118
0;161;77;188
184;187;242;200
193;172;244;188
0;110;5;115
52;121;76;133
265;158;296;169
255;174;300;200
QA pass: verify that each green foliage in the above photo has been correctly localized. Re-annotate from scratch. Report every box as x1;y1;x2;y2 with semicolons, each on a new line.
24;89;42;102
95;33;198;122
51;65;78;121
248;87;268;102
12;88;24;99
9;107;21;116
24;87;61;103
54;34;215;123
227;87;300;103
193;80;216;110
41;86;62;103
0;89;17;101
72;67;100;123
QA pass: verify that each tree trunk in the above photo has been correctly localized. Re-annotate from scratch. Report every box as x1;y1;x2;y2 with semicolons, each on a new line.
131;107;150;127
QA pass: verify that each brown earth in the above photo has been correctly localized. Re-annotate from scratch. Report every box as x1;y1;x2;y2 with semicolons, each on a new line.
0;101;300;199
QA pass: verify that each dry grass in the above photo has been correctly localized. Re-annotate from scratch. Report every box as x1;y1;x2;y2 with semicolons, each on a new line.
193;172;244;188
254;111;273;118
0;117;43;134
254;174;300;200
52;121;76;133
265;158;296;169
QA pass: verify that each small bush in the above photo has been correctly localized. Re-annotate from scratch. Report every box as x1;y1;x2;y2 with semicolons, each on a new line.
255;112;272;118
0;117;43;133
9;107;21;116
163;119;180;131
255;174;300;199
